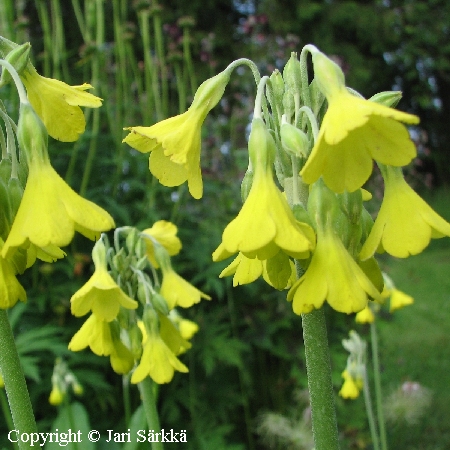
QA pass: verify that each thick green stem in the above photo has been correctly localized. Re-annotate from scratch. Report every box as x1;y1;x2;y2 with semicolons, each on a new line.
138;377;163;450
0;310;37;450
371;322;388;450
301;308;340;450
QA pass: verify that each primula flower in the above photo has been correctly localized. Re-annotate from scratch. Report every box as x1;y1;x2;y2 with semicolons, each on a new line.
355;305;375;324
287;225;382;315
382;285;414;313
2;103;115;260
141;220;182;268
21;65;102;142
160;267;211;310
70;239;138;322
339;370;362;399
68;314;114;356
69;315;133;374
48;386;64;406
300;50;419;193
216;118;315;260
0;240;26;309
360;165;450;259
131;315;188;384
123;69;233;199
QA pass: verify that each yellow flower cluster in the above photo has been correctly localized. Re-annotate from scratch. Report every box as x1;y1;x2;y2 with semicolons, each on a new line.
69;223;206;384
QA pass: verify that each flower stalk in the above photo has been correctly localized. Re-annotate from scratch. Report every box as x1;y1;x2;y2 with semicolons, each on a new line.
0;310;37;450
138;377;163;450
301;308;339;450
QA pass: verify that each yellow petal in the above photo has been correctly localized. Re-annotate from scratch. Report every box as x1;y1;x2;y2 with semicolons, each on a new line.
0;246;26;309
389;289;414;312
355;306;375;324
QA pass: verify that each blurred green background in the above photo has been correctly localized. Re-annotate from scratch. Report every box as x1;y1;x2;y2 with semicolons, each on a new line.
1;1;450;449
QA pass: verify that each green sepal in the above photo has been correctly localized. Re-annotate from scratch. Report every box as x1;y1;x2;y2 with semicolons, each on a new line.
358;257;384;295
369;91;402;108
0;157;12;183
283;52;301;95
265;251;291;290
0;177;12;240
0;42;31;88
7;176;24;219
240;169;253;203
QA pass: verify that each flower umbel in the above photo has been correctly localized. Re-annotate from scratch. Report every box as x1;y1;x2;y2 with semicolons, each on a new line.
301;49;419;193
123;68;233;199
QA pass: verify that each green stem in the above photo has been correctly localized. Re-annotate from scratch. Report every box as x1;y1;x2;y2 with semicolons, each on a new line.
138;377;163;450
371;322;388;450
182;26;197;96
301;308;340;450
0;310;37;450
123;375;131;427
0;388;19;450
362;366;381;450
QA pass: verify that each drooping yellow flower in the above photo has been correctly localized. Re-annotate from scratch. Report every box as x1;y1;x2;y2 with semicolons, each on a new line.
300;50;419;193
123;69;233;199
0;240;26;309
339;370;361;399
49;386;64;406
21;65;102;142
2;103;115;260
355;305;375;324
360;165;450;259
141;220;182;268
131;313;188;384
216;118;315;260
160;267;211;310
68;314;114;356
287;225;382;315
70;239;138;322
382;286;414;313
168;310;199;341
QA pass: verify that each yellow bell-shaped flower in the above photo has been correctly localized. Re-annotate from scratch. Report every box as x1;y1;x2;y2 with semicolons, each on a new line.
48;386;64;406
70;239;138;322
123;69;233;199
355;305;376;324
131;311;188;384
141;220;182;268
21;65;102;142
301;49;419;193
216;118;315;260
2;103;115;260
0;239;26;309
339;370;361;399
68;314;114;356
360;165;450;259
389;288;414;312
287;224;382;315
160;267;211;310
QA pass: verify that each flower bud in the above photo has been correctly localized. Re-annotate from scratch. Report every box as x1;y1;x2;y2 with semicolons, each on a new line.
282;89;295;121
369;91;402;108
151;291;170;316
0;43;31;88
129;323;143;360
267;69;285;113
283;52;301;95
280;121;309;158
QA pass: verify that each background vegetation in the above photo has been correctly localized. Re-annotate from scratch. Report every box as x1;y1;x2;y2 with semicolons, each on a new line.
1;0;450;449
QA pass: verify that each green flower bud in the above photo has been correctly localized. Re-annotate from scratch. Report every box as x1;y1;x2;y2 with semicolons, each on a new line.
282;90;295;121
0;43;31;88
369;91;402;108
0;36;18;59
307;179;342;230
283;52;301;95
267;69;285;113
125;227;139;254
129;323;143;360
151;291;169;316
280;121;309;157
